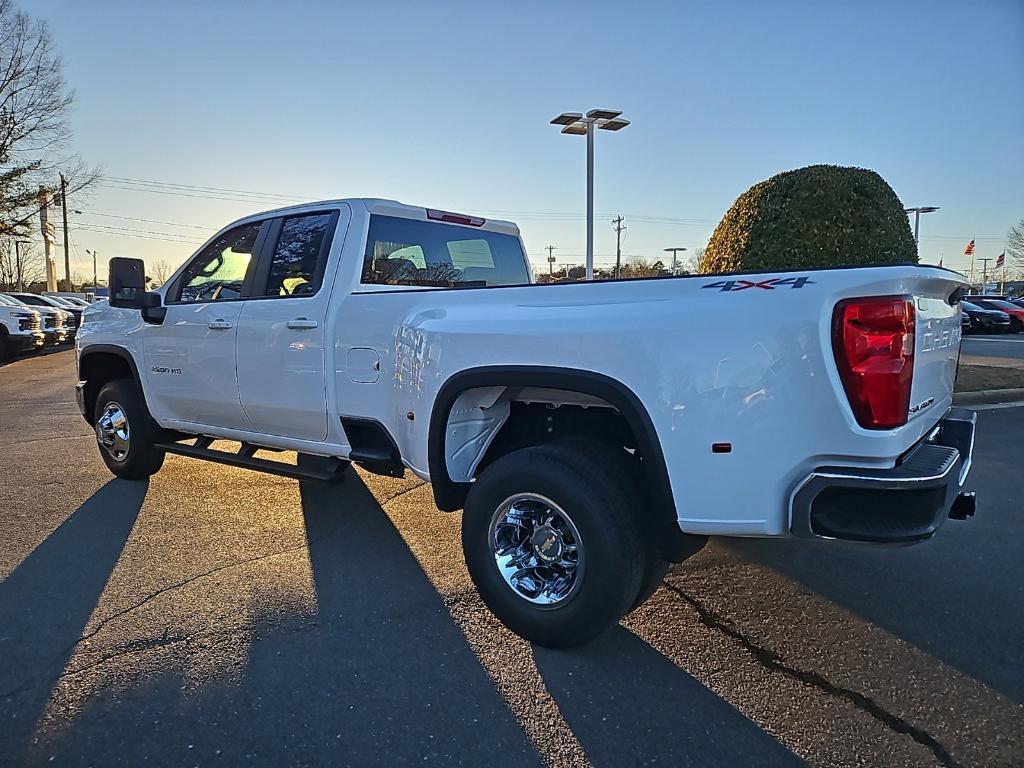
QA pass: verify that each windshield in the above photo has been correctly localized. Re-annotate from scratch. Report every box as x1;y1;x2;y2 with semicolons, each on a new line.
961;302;982;311
0;294;28;306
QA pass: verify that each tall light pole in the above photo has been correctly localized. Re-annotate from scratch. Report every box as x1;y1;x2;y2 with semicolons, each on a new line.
978;257;993;291
86;248;97;293
13;240;29;291
551;109;630;280
664;247;687;275
904;206;940;246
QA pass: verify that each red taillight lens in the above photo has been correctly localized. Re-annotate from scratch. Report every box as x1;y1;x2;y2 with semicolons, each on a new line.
832;295;915;429
425;208;485;227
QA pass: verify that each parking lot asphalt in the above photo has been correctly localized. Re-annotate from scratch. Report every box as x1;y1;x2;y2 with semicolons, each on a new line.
961;334;1024;368
1;350;1022;768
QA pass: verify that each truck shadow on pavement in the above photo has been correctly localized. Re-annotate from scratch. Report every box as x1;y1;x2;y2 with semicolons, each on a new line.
722;408;1024;706
3;470;807;767
0;479;148;766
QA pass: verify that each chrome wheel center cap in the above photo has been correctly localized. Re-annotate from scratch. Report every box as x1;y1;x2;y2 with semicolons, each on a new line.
531;525;563;563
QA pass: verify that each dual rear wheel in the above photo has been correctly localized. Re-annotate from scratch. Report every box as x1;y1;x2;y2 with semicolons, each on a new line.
462;441;700;648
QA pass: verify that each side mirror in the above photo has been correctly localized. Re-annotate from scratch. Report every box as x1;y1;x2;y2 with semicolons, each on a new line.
109;256;165;324
108;257;147;309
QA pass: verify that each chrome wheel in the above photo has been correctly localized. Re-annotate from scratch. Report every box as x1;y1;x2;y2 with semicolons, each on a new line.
96;401;130;462
488;493;584;608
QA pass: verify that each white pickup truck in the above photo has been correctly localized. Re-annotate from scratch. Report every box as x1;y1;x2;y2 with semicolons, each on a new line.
75;198;977;647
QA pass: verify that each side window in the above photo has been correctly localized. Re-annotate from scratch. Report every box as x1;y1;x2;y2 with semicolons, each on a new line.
175;222;262;303
260;213;334;297
361;215;530;288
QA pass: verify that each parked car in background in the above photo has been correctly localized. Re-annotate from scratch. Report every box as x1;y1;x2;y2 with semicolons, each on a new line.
5;292;78;341
1;294;71;345
0;295;43;361
965;296;1024;333
961;301;1011;334
41;295;86;326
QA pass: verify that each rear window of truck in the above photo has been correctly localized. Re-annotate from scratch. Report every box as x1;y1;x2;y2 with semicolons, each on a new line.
361;215;530;288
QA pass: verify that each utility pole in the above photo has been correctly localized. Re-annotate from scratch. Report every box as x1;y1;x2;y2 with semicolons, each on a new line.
612;216;625;278
546;245;557;277
59;173;71;286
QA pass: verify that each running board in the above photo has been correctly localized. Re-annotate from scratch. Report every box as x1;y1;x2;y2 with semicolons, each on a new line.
155;437;349;484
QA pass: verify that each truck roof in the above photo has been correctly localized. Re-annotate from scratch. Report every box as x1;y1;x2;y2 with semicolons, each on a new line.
237;198;521;237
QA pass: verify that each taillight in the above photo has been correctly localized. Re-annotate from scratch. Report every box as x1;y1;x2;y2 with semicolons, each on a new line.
832;295;915;429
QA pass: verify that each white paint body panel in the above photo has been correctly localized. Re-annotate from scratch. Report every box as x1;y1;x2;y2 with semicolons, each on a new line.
77;198;969;538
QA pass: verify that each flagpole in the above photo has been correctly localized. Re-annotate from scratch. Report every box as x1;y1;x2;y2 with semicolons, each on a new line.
970;236;975;289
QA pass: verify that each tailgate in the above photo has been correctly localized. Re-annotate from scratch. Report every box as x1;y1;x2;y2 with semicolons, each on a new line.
909;280;963;425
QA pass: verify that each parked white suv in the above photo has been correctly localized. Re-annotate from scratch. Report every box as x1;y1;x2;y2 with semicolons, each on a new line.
74;199;977;646
0;294;44;360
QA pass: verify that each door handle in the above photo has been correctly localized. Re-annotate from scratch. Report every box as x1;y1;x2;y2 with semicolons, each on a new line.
208;319;233;330
287;318;319;330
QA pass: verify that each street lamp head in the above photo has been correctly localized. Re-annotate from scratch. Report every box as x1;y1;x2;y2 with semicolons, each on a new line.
560;123;589;135
586;109;622;120
664;247;687;252
551;112;583;126
598;118;630;131
919;206;940;213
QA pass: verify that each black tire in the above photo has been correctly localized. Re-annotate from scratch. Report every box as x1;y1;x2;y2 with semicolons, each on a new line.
1013;318;1023;334
462;443;645;648
0;330;8;363
93;378;165;480
547;437;671;612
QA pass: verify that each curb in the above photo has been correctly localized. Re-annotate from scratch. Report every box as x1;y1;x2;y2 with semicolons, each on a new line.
953;388;1024;407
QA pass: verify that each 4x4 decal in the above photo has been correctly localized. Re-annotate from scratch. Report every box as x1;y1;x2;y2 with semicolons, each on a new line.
702;276;814;292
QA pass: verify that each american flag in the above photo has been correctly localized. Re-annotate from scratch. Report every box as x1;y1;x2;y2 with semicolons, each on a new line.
964;239;975;256
996;251;1005;268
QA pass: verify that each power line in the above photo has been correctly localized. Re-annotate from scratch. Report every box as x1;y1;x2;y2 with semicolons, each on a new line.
104;176;305;201
75;224;206;244
80;211;218;231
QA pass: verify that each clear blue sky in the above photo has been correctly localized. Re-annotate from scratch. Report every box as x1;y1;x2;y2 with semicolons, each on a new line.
33;0;1024;277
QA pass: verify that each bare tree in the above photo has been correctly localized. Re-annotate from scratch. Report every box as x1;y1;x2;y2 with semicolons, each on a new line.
0;0;98;240
619;256;669;279
1008;219;1024;270
684;247;705;275
0;237;41;288
149;258;174;285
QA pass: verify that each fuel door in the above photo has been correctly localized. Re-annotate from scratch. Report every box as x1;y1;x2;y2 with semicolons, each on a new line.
347;347;380;383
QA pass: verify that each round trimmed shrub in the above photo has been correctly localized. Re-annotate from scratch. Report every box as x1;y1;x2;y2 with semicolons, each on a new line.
700;164;917;274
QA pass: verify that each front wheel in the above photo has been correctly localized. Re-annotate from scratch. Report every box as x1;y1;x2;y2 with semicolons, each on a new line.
462;444;646;648
93;379;165;480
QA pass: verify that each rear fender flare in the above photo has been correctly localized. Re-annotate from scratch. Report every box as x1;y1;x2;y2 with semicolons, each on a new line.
427;366;676;521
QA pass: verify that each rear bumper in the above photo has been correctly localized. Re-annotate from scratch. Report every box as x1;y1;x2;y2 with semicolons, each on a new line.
790;407;976;543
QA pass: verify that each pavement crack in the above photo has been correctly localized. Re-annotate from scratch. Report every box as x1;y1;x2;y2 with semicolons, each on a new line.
74;545;310;648
660;580;961;768
379;481;428;506
58;632;191;681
